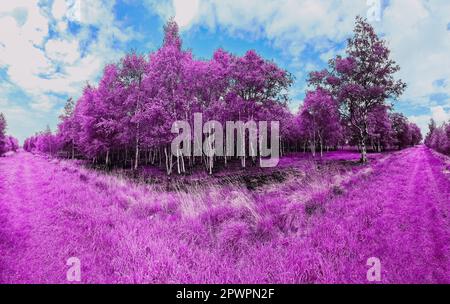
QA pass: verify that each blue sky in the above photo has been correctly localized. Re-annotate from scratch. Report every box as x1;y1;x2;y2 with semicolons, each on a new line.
1;0;449;143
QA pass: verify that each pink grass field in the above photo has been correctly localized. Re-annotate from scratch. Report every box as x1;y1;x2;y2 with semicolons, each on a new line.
0;145;449;283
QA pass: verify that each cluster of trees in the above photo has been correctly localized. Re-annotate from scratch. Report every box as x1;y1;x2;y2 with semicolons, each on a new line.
303;16;416;162
283;17;421;159
24;17;422;174
23;126;58;156
0;113;19;155
425;119;450;155
290;90;422;158
25;20;293;174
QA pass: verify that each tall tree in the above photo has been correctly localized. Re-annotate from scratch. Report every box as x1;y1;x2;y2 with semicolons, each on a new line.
118;52;148;170
58;97;77;158
308;16;406;162
143;20;192;174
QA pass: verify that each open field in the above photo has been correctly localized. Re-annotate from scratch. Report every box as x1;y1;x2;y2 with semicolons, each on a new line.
0;145;449;283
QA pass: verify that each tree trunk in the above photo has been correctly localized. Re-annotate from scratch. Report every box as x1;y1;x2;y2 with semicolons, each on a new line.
241;138;246;168
134;137;139;170
310;140;316;157
105;149;109;166
164;147;172;175
360;138;368;163
319;136;323;157
209;155;213;175
181;153;185;173
176;149;181;175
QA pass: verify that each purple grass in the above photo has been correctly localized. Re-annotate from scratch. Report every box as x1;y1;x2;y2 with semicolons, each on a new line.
1;145;449;283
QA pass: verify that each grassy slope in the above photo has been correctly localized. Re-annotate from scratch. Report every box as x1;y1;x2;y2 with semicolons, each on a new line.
0;146;449;283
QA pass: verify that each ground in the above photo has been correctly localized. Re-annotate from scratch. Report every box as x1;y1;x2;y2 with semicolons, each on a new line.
0;145;449;283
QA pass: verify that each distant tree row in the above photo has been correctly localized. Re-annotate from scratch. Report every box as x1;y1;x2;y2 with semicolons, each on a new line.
425;119;450;155
0;113;19;155
290;92;422;158
24;17;421;173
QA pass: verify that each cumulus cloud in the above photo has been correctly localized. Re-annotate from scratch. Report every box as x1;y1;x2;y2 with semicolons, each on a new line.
159;0;367;52
173;0;200;27
52;0;69;20
379;0;450;105
45;39;80;65
0;0;129;98
0;0;138;142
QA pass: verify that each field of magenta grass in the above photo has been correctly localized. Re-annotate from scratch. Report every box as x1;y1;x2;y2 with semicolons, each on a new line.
1;145;449;283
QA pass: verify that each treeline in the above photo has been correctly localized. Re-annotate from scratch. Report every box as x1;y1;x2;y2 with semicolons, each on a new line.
24;18;421;174
425;119;450;155
290;89;422;158
25;20;293;174
0;113;19;156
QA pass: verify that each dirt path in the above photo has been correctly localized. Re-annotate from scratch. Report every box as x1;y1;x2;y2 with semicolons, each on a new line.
315;145;450;283
376;146;450;282
0;153;59;282
0;152;124;283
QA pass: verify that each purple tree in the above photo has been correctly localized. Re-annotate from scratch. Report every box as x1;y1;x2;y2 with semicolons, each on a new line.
58;97;77;158
408;123;422;146
298;88;342;157
367;105;393;152
308;17;406;162
389;113;422;149
118;53;148;170
425;119;450;155
142;20;193;174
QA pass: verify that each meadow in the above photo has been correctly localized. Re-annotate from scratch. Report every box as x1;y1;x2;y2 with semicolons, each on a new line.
1;145;449;283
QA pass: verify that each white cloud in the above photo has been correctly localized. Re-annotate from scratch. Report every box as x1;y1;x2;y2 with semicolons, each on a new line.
431;106;450;123
0;0;136;97
0;0;49;45
199;0;366;50
379;0;450;106
52;0;68;20
56;20;68;32
45;39;80;65
173;0;200;28
0;0;138;142
409;105;450;136
0;92;54;144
